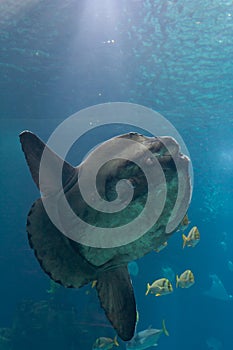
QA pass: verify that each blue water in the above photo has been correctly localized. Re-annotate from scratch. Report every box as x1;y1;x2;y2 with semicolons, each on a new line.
1;0;233;349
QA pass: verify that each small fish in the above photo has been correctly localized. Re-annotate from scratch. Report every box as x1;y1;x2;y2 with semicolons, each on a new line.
145;278;173;296
126;320;169;350
177;214;190;231
92;335;119;350
182;226;200;248
176;270;195;288
154;241;168;253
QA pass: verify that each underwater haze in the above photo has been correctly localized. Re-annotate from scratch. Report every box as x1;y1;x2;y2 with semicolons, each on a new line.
0;0;233;349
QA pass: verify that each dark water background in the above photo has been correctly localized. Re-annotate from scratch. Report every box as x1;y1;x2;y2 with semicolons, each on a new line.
1;0;233;349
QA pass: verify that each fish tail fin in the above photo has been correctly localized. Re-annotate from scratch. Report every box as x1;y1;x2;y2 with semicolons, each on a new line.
145;283;150;296
176;275;179;288
162;320;169;337
182;234;187;248
91;280;97;288
114;335;119;347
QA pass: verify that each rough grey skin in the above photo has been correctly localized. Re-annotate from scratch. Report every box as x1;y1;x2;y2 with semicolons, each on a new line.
20;131;191;341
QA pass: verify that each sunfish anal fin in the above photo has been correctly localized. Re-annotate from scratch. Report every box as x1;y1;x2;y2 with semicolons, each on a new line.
19;131;76;196
96;265;136;341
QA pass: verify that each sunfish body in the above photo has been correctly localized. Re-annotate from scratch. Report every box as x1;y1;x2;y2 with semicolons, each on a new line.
20;131;191;341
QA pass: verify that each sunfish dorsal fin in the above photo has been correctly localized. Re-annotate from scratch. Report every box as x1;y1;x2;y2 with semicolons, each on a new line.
20;131;76;195
96;265;136;341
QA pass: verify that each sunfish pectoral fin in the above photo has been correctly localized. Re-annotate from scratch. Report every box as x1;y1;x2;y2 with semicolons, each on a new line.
96;265;136;341
19;131;76;195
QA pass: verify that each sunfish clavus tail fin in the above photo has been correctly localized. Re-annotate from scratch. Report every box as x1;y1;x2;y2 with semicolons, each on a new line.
96;265;136;341
19;131;76;195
